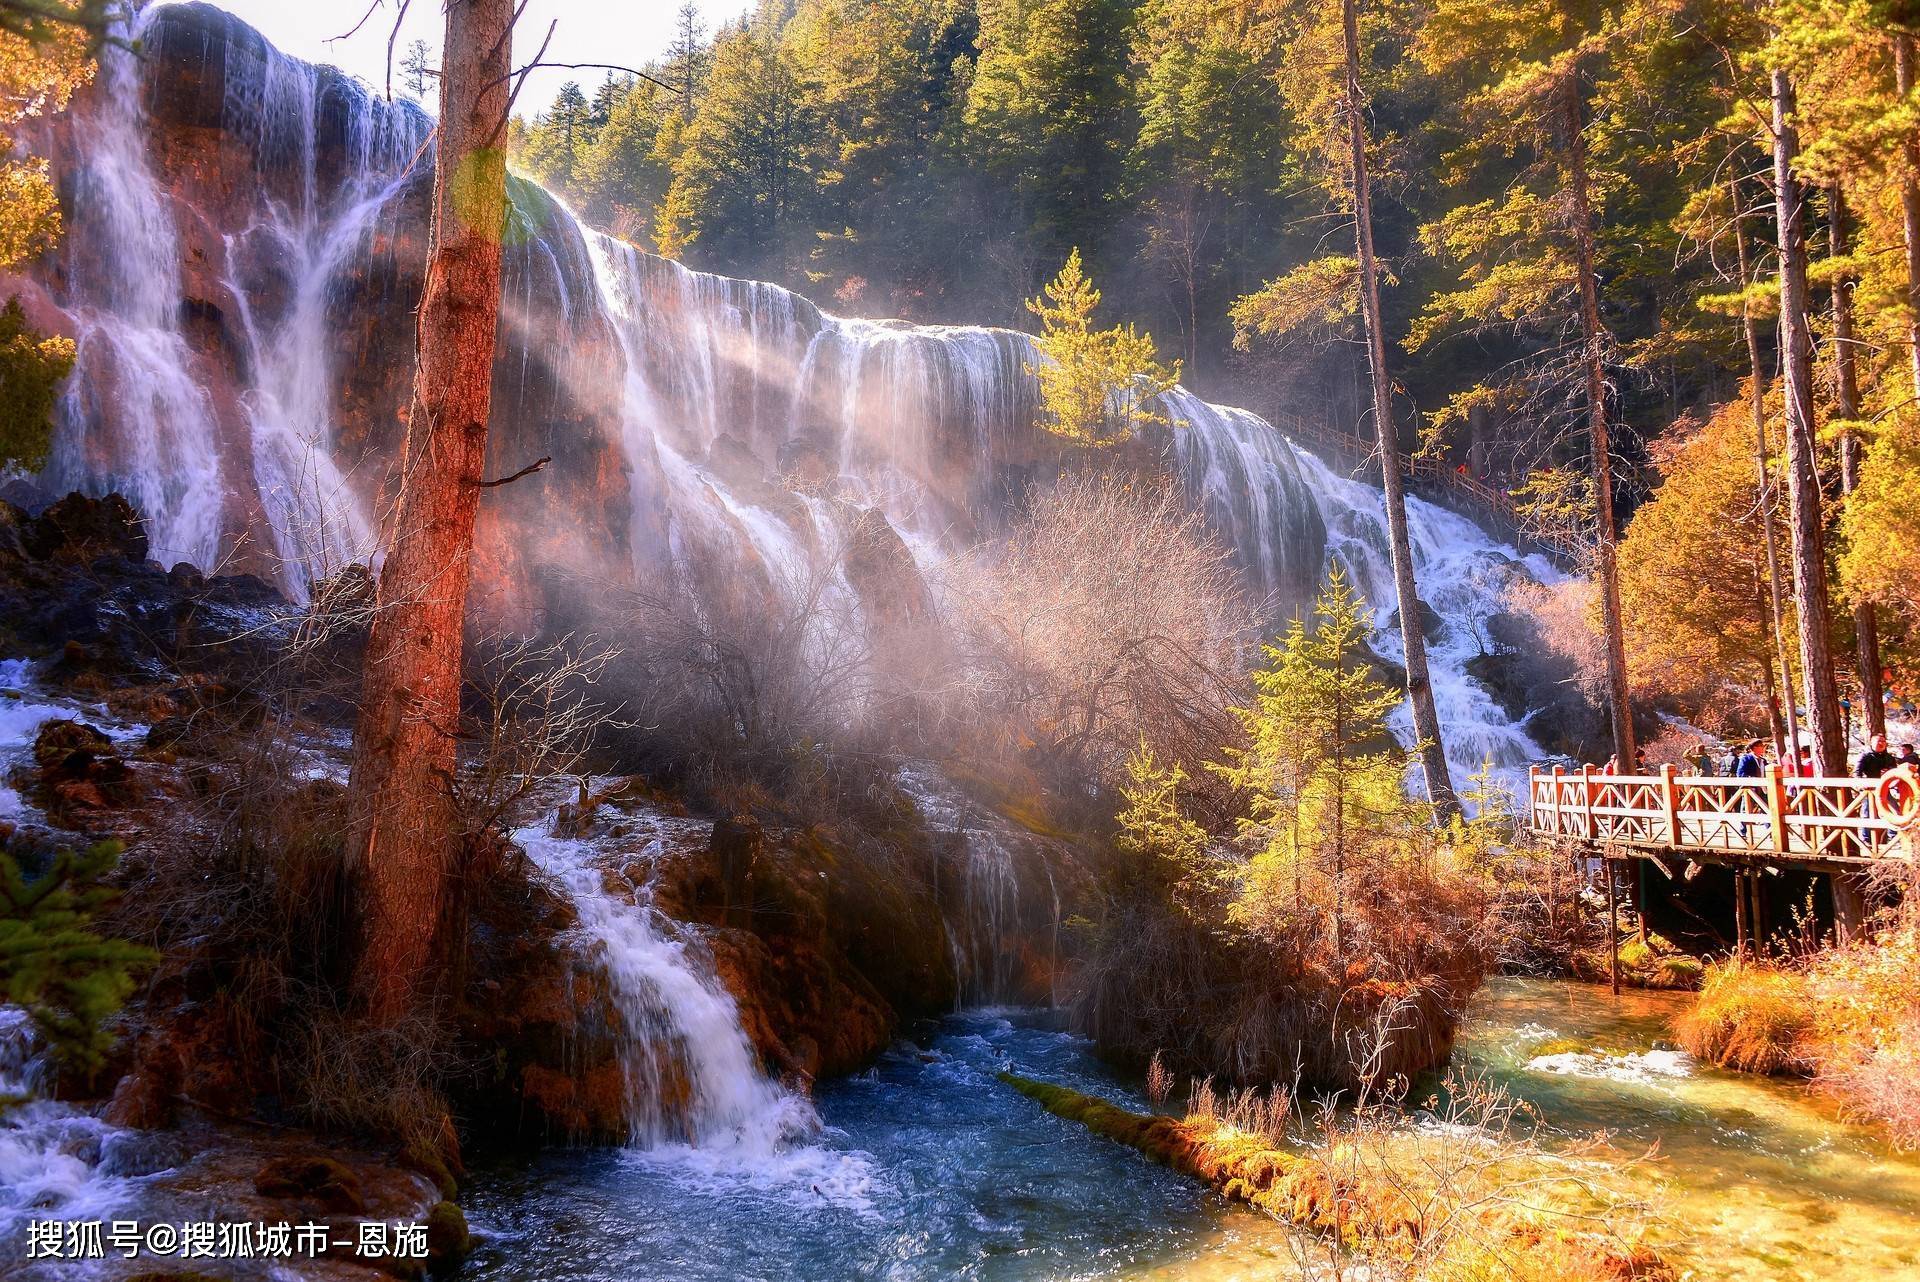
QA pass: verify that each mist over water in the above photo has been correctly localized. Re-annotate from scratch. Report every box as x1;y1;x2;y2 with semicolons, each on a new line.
23;0;1555;1190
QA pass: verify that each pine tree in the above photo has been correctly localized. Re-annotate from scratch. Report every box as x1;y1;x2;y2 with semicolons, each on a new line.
399;38;435;102
659;22;824;281
1771;64;1846;778
1025;248;1180;447
666;0;707;119
964;0;1139;275
1234;0;1459;821
1408;0;1662;771
0;841;155;1077
1212;566;1418;956
1114;739;1212;915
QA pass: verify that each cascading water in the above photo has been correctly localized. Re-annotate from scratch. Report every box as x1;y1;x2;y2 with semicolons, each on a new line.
895;765;1061;1007
47;14;224;571
214;33;429;593
1292;449;1558;797
512;813;818;1154
43;4;433;596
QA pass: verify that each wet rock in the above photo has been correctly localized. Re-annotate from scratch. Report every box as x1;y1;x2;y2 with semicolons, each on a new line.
254;1153;367;1214
711;815;763;922
425;1200;471;1274
32;718;113;772
18;491;148;563
842;506;936;632
103;1062;177;1130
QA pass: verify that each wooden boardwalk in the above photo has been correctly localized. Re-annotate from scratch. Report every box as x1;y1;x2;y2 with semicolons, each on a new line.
1527;763;1920;870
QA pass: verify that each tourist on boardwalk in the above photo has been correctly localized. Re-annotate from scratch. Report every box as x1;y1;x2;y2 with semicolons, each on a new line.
1734;740;1766;778
1690;742;1715;775
1857;733;1898;778
1900;742;1920;771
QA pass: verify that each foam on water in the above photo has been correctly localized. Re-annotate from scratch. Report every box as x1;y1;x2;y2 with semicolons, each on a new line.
1525;1047;1694;1084
512;819;809;1152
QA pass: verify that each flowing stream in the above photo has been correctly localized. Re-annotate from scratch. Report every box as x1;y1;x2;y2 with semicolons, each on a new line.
460;978;1920;1282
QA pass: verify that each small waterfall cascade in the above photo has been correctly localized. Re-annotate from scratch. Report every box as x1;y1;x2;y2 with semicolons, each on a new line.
895;765;1061;1007
0;664;146;1240
512;814;818;1154
1291;448;1558;797
0;1010;135;1243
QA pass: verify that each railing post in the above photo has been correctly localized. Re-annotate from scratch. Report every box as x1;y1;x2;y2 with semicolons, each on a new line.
1766;764;1788;854
1550;764;1565;835
1660;763;1680;846
1580;763;1597;839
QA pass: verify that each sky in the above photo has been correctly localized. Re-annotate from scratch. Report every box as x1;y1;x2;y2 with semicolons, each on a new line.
198;0;753;114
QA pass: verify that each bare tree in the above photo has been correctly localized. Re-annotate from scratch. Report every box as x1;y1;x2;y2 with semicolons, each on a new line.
1342;0;1459;820
347;0;514;1022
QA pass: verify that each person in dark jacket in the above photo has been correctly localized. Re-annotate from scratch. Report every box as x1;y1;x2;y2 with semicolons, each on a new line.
1735;740;1767;778
1900;743;1920;770
1857;733;1898;778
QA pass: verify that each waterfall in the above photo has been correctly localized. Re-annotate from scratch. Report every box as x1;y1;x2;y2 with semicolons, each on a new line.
22;3;1563;1150
513;816;819;1154
47;12;224;571
43;4;434;596
215;32;430;595
895;764;1061;1007
1291;449;1556;796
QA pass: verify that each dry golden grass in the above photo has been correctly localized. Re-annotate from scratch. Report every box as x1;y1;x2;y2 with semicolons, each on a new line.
1001;1071;1672;1281
1673;923;1920;1145
1671;960;1812;1075
1801;923;1920;1147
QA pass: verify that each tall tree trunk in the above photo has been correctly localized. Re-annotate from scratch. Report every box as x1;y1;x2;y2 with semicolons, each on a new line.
1829;185;1884;738
347;0;514;1022
1735;189;1801;757
1562;77;1634;769
1893;34;1920;397
1770;68;1844;778
1342;0;1459;820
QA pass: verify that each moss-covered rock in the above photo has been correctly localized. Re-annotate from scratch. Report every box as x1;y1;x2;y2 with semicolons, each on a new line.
425;1199;471;1275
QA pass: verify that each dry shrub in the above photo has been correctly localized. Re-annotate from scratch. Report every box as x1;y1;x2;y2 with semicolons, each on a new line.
1672;959;1812;1074
946;469;1254;811
1503;577;1607;706
1801;920;1920;1146
1675;911;1920;1146
1072;850;1494;1096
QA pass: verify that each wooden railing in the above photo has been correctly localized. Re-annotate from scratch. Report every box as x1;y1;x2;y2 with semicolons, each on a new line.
1272;413;1591;563
1527;764;1920;868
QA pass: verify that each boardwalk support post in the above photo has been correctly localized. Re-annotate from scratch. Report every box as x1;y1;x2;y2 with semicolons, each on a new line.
1660;763;1680;845
1605;854;1620;996
1735;869;1748;957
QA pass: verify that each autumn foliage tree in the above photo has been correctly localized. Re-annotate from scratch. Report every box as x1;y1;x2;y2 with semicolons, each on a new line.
1026;249;1181;447
0;5;88;470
